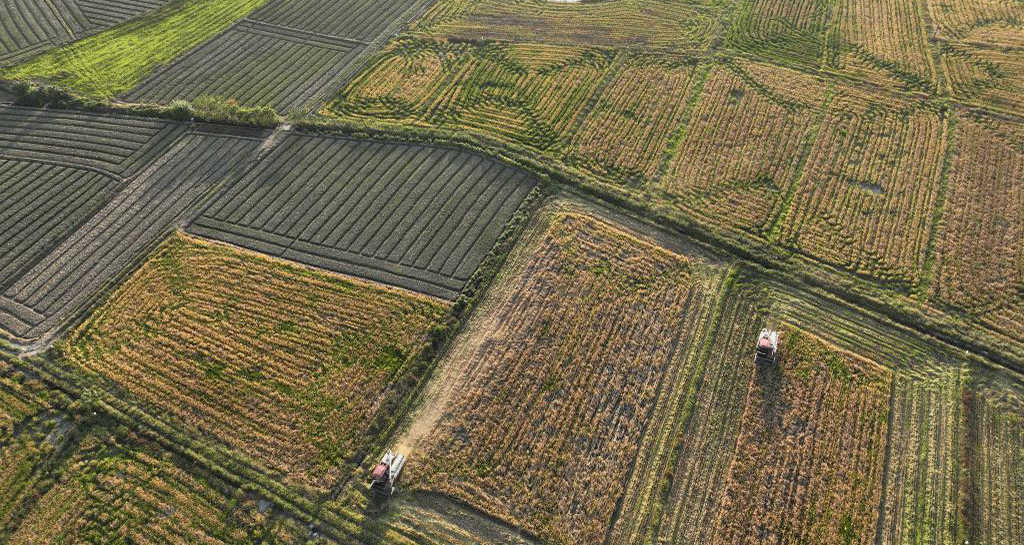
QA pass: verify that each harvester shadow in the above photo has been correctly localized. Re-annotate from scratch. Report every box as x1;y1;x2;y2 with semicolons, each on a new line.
754;360;784;434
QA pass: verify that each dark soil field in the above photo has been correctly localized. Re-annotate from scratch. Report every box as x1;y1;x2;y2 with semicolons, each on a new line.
0;123;264;343
125;19;366;111
189;134;536;299
0;0;171;66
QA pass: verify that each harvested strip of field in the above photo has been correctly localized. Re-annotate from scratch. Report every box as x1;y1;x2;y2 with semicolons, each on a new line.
0;105;186;176
779;90;946;285
411;0;724;50
8;427;312;544
567;54;697;182
249;0;426;41
0;161;120;290
932;113;1024;338
768;279;973;544
661;61;826;234
406;212;706;544
609;278;764;544
964;376;1024;545
0;0;270;97
713;329;891;544
65;234;448;489
189;133;535;300
0;130;261;342
126;19;365;111
331;39;617;153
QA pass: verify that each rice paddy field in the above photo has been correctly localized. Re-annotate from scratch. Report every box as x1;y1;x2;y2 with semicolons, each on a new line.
0;0;1022;542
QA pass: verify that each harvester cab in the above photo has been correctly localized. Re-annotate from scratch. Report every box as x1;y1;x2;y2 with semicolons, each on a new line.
755;328;779;365
369;450;406;498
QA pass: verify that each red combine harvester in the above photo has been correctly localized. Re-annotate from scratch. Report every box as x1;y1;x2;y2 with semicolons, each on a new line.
755;328;779;365
370;450;406;498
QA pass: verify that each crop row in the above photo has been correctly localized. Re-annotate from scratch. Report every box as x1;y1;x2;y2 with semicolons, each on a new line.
6;426;316;543
1;0;270;98
660;62;826;235
190;133;535;300
126;19;366;112
0;161;119;291
410;0;724;50
250;0;426;42
779;90;947;286
609;277;763;544
1;130;260;342
65;233;447;490
408;212;702;544
0;105;186;177
932;112;1024;339
714;330;892;544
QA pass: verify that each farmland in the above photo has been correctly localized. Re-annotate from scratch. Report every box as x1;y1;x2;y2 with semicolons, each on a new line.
409;0;726;50
5;426;312;544
3;0;1024;542
126;20;366;112
659;60;827;234
778;90;947;285
64;233;448;489
714;330;891;544
0;105;186;176
1;0;270;97
1;121;262;343
189;133;536;299
399;208;730;544
0;0;171;66
932;112;1024;338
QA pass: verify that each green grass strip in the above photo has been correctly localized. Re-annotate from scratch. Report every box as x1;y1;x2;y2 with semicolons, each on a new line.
1;0;269;98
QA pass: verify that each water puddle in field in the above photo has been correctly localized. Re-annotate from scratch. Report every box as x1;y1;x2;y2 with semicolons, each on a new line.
848;178;885;195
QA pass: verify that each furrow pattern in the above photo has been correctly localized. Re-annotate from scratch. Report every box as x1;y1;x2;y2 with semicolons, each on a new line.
188;134;536;300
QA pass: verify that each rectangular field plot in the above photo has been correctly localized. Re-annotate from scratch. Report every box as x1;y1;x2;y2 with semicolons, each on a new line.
727;0;832;68
65;234;448;489
404;212;713;544
830;0;935;88
932;113;1024;338
661;61;827;235
0;161;121;290
0;105;186;177
779;90;947;285
0;130;261;342
332;39;617;153
567;54;698;182
189;134;536;300
411;0;726;50
713;330;892;544
249;0;425;41
125;20;365;111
